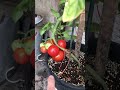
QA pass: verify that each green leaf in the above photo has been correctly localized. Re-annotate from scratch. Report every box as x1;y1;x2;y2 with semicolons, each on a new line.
40;22;51;35
51;8;60;18
11;0;34;23
62;30;76;40
90;23;100;32
24;40;35;55
12;10;23;23
59;0;66;5
62;0;85;22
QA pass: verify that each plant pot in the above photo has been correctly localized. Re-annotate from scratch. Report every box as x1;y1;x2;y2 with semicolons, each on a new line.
48;55;85;90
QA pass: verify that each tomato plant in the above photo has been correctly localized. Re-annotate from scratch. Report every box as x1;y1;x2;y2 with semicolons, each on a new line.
45;39;54;49
52;50;65;62
48;45;59;57
58;40;66;48
13;48;29;64
40;43;47;53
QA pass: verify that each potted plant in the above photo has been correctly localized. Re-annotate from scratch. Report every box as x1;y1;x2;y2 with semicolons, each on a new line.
39;0;86;89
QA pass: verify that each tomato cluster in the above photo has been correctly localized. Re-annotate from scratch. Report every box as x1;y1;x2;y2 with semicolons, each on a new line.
12;35;35;69
40;39;66;62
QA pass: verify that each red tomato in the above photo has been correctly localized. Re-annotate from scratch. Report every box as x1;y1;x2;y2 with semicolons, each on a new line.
48;45;59;57
30;49;35;69
40;46;47;53
52;50;64;62
58;40;66;48
13;48;29;64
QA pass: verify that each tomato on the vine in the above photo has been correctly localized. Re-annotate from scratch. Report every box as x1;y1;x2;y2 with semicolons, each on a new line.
48;45;59;57
40;43;47;53
52;50;64;62
58;40;66;48
45;39;54;49
40;46;47;53
13;48;29;64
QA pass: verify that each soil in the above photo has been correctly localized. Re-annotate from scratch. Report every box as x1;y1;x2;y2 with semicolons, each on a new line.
48;52;85;87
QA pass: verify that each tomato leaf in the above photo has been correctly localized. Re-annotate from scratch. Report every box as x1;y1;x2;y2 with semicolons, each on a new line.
59;0;66;5
12;10;23;23
51;8;60;18
62;0;85;22
11;0;34;23
62;30;76;40
40;22;51;35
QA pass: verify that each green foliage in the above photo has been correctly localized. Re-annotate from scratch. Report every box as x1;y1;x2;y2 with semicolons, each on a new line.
40;22;52;36
59;0;66;5
12;0;34;23
40;0;84;40
24;39;34;55
51;8;60;18
62;0;85;22
62;30;76;40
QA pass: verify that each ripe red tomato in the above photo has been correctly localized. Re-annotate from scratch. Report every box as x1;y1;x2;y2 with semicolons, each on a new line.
13;48;29;64
30;49;35;69
52;50;64;62
58;40;66;48
40;46;47;53
48;45;59;57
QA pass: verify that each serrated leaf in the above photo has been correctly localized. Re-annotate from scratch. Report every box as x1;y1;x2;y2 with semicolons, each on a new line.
51;8;60;18
62;0;85;22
